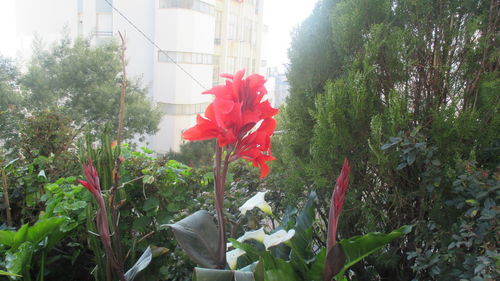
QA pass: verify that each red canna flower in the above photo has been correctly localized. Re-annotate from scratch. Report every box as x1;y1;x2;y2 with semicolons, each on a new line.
182;70;279;178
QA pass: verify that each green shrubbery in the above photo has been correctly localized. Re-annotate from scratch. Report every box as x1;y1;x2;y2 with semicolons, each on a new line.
273;0;499;280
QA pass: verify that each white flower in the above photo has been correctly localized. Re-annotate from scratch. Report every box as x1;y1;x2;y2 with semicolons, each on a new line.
226;248;246;270
239;191;273;216
237;227;266;243
263;229;296;250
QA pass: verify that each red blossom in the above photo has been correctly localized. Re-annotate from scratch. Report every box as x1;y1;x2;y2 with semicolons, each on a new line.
326;158;351;250
182;70;279;178
78;159;118;272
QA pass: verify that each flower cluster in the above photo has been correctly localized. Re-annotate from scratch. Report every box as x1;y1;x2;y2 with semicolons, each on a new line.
182;70;279;178
78;160;124;278
326;158;351;250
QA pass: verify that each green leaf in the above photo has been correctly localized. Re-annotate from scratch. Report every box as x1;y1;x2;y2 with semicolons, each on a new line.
143;197;160;211
192;267;255;281
193;267;233;281
380;143;393;150
263;258;300;281
12;224;29;249
230;240;298;281
335;225;412;278
306;248;325;281
27;217;67;249
406;152;416;165
0;270;21;277
290;191;317;260
0;229;16;247
167;202;181;212
132;216;150;232
164;210;219;268
6;242;35;276
143;175;155;184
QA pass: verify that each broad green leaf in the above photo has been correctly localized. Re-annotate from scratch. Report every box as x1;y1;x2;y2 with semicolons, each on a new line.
27;217;67;249
290;191;317;259
125;246;152;281
143;197;160;211
263;258;300;281
6;242;35;276
307;248;326;281
230;239;298;281
12;224;29;249
288;191;317;274
164;210;219;268
0;230;16;247
335;225;412;278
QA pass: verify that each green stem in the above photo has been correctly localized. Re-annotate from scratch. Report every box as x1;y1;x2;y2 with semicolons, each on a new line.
38;249;46;281
287;240;309;275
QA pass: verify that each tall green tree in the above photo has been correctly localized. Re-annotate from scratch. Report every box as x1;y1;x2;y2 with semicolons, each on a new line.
20;37;162;140
0;56;22;142
273;0;499;280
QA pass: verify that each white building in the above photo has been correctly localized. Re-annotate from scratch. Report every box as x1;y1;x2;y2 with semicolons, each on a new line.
16;0;265;153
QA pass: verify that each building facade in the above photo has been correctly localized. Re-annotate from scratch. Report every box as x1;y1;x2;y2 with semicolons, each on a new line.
15;0;265;153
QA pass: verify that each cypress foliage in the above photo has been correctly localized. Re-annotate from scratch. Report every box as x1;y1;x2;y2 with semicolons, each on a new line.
273;0;499;279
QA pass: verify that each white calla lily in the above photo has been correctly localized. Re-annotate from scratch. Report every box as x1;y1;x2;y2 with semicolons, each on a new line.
239;191;273;215
263;229;296;250
226;248;246;270
237;227;266;243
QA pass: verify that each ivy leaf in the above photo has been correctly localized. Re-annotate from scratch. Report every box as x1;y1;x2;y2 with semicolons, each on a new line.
143;197;160;212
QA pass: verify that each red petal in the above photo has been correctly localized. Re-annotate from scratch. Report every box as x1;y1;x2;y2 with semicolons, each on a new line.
258;101;279;119
78;179;99;197
257;154;275;178
182;115;220;141
247;74;266;89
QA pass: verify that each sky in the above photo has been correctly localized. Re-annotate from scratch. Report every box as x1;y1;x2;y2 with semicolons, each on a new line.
0;0;317;70
263;0;317;70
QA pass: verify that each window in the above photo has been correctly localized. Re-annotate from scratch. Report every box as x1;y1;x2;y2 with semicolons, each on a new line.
242;58;250;72
96;0;112;13
228;14;237;40
251;22;257;45
160;102;210;115
226;57;235;73
77;0;83;13
158;50;215;65
244;19;252;42
96;13;113;37
213;64;220;85
214;11;222;43
159;0;215;16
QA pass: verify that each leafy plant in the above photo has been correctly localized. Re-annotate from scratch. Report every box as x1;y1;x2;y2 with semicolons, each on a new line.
0;216;70;280
227;161;412;281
